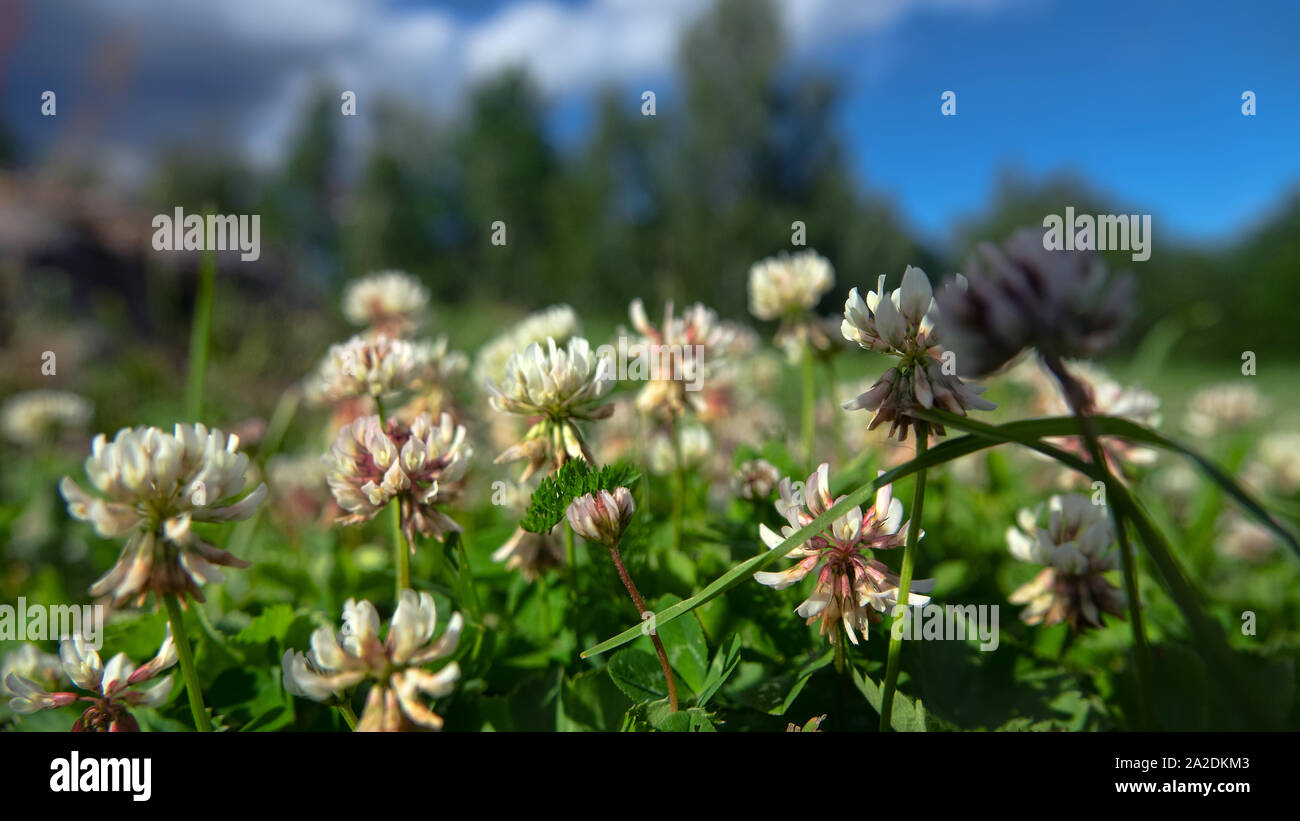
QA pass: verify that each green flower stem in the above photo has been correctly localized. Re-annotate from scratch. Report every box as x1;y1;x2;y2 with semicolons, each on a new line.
565;520;580;652
671;417;686;554
823;357;843;457
337;699;358;731
1044;355;1155;730
879;422;928;732
373;396;410;600
391;501;410;598
608;541;678;712
185;242;216;421
163;593;212;732
801;345;817;472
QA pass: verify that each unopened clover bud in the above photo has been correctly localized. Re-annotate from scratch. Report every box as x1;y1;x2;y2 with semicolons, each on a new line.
565;487;635;546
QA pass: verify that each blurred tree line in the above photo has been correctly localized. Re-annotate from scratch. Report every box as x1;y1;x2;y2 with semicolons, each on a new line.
100;0;1300;359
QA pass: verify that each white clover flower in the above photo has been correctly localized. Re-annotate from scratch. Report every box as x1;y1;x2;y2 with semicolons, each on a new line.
6;629;176;732
60;424;266;607
753;463;934;645
1;645;63;693
1183;381;1268;437
731;459;781;500
646;423;712;477
1243;431;1300;495
1215;512;1276;562
935;228;1134;377
486;336;615;480
1006;494;1125;630
566;488;636;547
474;304;581;388
842;266;995;441
282;591;462;732
306;333;430;404
1;390;92;446
748;251;838;361
324;412;471;546
342;270;430;332
491;527;566;581
625;299;736;421
1024;360;1161;479
748;250;835;321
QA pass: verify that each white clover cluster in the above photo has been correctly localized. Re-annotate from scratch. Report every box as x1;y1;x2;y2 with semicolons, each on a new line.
324;412;471;544
841;266;995;441
342;270;430;331
748;250;835;321
1;389;92;446
474;304;581;388
486;336;615;479
1183;381;1268;438
60;423;266;606
6;630;176;732
282;591;462;732
306;333;431;403
731;458;782;500
1006;494;1125;630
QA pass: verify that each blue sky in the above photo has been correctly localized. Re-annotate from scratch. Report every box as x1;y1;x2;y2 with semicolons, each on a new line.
6;0;1298;245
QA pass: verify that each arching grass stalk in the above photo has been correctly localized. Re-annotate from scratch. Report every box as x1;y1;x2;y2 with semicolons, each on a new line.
374;396;410;600
801;345;817;471
878;421;928;732
1042;355;1154;730
607;540;678;712
163;593;212;732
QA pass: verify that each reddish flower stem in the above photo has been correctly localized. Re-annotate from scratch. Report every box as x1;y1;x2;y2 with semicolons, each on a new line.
608;543;678;712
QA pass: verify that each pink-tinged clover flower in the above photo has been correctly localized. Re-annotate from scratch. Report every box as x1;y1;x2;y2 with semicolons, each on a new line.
624;299;736;421
842;266;995;442
566;487;636;547
1006;494;1126;631
5;629;176;732
754;463;934;645
324;412;471;546
282;591;462;732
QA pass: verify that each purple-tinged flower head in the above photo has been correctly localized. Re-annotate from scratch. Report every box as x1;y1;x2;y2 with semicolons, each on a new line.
731;458;782;501
566;487;636;547
624;299;735;421
842;266;995;441
324;412;471;547
935;228;1134;377
754;463;934;645
6;629;176;732
282;591;462;732
1006;493;1126;631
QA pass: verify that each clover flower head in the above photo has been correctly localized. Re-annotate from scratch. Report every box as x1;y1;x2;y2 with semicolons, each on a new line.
842;266;995;441
307;333;430;404
282;591;462;732
731;458;781;500
492;526;566;581
647;423;712;476
343;270;430;333
935;228;1134;376
475;304;581;388
6;629;176;732
1243;431;1300;495
748;249;835;321
1;390;92;446
60;423;266;607
566;487;636;546
1006;493;1125;631
2;645;63;692
487;336;614;480
753;463;934;645
1035;360;1161;480
324;412;471;545
1183;381;1267;437
625;299;735;421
